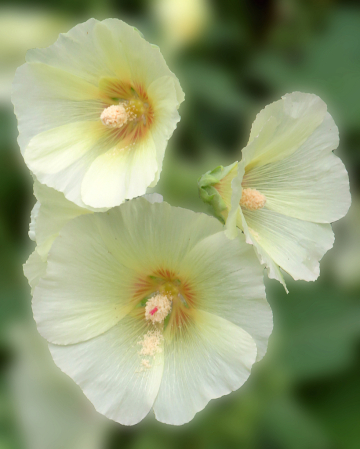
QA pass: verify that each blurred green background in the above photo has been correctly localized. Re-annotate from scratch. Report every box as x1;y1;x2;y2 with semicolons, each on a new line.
1;1;360;448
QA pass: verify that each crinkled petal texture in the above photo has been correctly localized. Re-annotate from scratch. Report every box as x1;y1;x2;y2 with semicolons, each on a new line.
12;18;184;210
226;92;351;289
32;198;271;425
31;180;91;259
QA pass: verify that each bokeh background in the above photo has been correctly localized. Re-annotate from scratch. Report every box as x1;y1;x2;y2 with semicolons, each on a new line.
1;1;360;448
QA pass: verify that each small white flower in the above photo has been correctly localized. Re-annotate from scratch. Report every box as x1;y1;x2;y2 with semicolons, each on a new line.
198;93;351;290
12;18;184;209
29;197;272;425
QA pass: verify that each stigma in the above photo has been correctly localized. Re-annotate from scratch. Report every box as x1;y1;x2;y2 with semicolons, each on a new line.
145;294;171;324
240;188;266;211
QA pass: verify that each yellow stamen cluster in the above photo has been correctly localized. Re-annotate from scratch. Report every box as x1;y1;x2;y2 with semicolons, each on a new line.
240;188;266;211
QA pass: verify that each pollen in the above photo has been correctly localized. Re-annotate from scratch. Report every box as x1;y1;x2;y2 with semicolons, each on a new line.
240;188;266;211
141;359;151;369
100;104;128;128
145;294;172;324
137;329;164;370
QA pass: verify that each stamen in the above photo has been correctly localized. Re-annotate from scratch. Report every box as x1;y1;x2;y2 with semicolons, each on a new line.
240;188;266;211
100;104;128;128
145;294;171;324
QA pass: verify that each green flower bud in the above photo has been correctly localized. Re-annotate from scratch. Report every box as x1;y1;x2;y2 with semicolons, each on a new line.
198;162;238;223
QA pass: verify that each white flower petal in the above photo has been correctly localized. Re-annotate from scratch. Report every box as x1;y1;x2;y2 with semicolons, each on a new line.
49;314;164;426
25;122;113;208
25;19;128;85
29;200;40;242
25;121;104;175
12;62;102;154
103;18;184;103
142;192;163;203
90;199;223;273
32;214;138;345
81;134;158;209
182;231;272;361
153;310;257;425
23;250;47;293
33;180;90;259
244;92;327;170
243;207;334;282
147;76;181;187
244;113;351;223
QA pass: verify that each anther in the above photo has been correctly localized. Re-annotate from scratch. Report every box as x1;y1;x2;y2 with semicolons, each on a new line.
100;104;128;128
240;188;266;211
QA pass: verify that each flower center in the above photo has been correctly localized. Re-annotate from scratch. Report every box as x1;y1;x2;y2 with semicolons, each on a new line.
240;188;266;211
100;98;149;129
145;294;172;324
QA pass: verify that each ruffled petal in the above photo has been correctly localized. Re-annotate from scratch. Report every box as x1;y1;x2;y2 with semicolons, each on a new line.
243;92;327;170
243;207;334;282
29;201;40;242
103;18;184;103
182;230;272;361
32;214;138;345
32;181;90;259
153;310;257;425
142;192;163;204
25;19;130;85
23;250;47;293
147;76;181;187
49;314;164;426
243;113;351;223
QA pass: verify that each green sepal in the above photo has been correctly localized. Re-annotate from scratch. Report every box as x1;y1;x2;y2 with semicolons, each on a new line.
197;162;238;224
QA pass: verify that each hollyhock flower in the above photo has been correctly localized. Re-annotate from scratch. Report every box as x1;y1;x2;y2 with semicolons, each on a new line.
12;18;184;209
30;197;272;425
198;93;351;290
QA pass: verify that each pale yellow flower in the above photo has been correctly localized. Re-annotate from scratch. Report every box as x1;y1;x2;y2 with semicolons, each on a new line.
29;197;272;425
12;18;184;209
199;93;351;290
